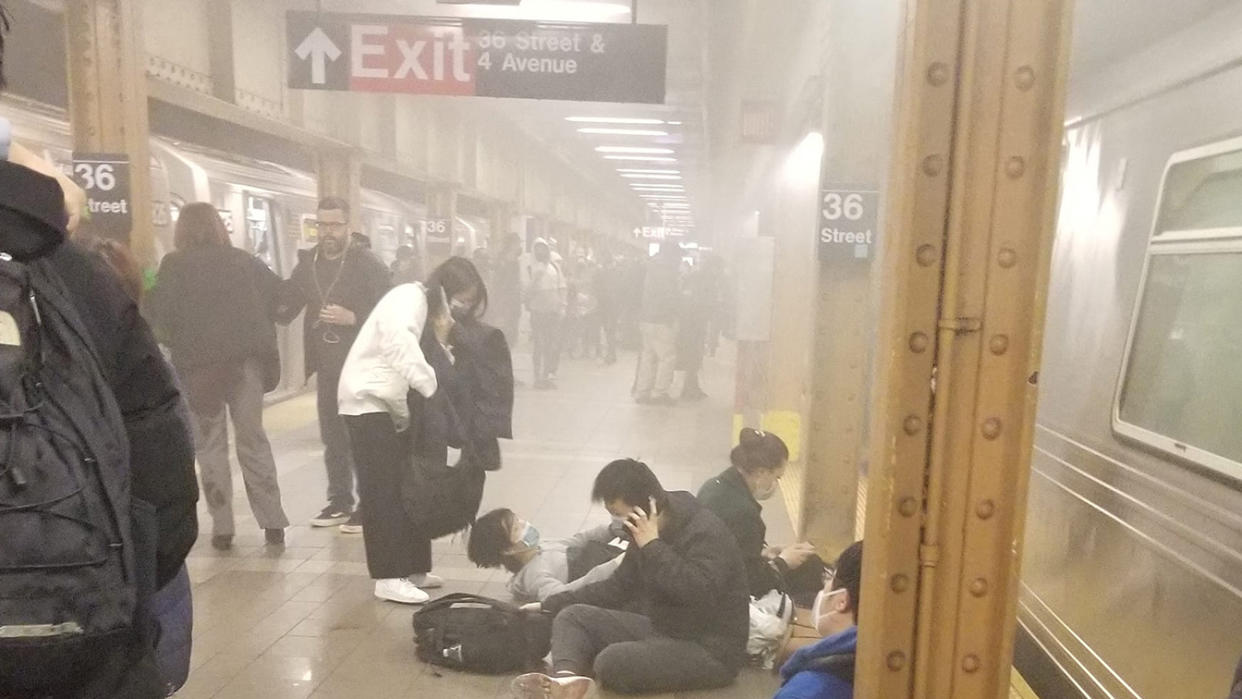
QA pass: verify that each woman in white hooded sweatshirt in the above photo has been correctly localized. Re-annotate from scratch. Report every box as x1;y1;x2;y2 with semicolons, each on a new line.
338;257;487;604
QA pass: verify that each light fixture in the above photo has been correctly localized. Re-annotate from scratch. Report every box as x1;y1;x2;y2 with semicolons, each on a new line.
624;174;682;181
579;128;668;136
596;146;674;154
631;186;684;191
640;195;687;200
605;156;678;163
617;169;680;175
567;116;665;125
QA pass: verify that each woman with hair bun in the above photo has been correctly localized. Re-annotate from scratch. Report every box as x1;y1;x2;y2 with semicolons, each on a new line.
698;427;826;605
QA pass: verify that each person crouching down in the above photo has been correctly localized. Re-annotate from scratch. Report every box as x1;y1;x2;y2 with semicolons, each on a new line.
774;541;863;699
511;459;749;698
467;508;624;603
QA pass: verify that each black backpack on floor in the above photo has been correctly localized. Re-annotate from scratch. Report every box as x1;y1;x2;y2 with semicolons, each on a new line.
412;593;552;674
0;255;140;695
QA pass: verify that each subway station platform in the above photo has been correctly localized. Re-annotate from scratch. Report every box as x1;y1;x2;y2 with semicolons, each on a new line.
177;343;793;699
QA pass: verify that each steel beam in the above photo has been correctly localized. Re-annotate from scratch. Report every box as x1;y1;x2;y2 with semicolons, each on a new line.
856;0;1073;696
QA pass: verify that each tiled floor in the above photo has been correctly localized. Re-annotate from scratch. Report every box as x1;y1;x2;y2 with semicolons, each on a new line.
176;341;792;699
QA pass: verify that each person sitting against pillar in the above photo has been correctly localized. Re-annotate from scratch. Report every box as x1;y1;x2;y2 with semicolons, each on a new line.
774;541;864;699
698;428;827;608
466;508;624;603
511;458;749;698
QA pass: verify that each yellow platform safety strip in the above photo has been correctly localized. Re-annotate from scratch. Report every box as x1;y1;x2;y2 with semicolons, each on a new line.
1010;667;1039;699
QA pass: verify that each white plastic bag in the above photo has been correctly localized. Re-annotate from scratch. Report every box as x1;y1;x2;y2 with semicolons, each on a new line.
747;589;794;669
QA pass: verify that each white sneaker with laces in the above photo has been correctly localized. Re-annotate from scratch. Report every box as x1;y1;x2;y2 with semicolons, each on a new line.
409;573;444;589
374;577;429;604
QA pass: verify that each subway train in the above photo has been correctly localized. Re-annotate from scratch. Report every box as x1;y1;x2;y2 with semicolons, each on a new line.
0;97;487;396
1016;5;1242;698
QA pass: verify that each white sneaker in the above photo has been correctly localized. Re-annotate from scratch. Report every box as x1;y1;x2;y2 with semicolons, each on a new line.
511;673;596;699
408;573;444;589
374;578;429;604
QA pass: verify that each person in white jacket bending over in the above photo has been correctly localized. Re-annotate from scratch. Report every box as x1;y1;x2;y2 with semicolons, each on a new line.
338;256;487;604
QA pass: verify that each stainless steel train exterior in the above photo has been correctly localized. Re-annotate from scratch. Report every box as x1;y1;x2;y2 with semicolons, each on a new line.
1;98;429;398
1018;4;1242;697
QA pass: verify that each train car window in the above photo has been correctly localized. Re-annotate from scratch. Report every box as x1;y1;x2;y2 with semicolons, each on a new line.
1116;140;1242;481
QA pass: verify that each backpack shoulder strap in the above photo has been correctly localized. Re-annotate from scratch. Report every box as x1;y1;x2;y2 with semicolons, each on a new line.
804;651;855;685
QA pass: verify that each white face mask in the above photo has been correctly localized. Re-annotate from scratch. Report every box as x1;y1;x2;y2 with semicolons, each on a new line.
811;587;847;632
753;477;778;501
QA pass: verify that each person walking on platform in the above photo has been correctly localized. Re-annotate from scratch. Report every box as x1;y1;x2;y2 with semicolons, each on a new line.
526;237;567;389
149;203;288;550
634;243;682;405
512;458;749;697
276;197;391;534
337;258;485;604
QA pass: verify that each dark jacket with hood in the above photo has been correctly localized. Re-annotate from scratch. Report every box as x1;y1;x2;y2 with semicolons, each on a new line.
0;160;198;697
275;245;391;378
543;491;750;670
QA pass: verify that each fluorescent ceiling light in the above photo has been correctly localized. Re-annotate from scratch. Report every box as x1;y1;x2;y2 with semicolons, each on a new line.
617;169;680;175
605;156;678;163
640;195;688;200
631;186;684;191
579;128;668;136
667;121;683;125
623;174;682;180
567;117;665;125
597;146;674;154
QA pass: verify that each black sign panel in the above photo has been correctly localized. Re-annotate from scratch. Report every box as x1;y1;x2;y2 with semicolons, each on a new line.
286;11;668;104
818;186;879;262
72;153;132;240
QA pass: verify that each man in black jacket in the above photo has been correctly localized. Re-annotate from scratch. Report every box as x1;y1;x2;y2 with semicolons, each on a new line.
512;459;749;697
0;159;198;696
275;197;390;532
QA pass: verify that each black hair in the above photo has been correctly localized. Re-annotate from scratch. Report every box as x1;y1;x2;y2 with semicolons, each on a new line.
591;458;668;510
317;196;350;216
832;541;864;620
467;508;521;573
426;255;489;320
730;428;789;474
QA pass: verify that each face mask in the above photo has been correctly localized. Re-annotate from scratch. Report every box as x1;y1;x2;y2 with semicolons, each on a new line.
450;298;471;320
811;587;847;632
518;522;540;549
753;476;778;501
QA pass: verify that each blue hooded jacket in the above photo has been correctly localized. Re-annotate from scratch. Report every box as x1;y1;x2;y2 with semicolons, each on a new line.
774;626;857;699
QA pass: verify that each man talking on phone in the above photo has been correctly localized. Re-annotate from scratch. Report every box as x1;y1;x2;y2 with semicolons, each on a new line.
511;458;750;698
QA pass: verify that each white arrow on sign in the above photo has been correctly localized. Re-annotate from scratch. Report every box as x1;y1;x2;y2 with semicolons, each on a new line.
295;27;342;86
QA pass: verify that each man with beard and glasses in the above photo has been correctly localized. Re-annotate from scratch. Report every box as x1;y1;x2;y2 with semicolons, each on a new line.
276;197;391;534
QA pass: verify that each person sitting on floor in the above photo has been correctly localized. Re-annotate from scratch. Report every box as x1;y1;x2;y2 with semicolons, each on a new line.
698;427;828;607
467;507;625;603
510;458;749;698
774;541;864;699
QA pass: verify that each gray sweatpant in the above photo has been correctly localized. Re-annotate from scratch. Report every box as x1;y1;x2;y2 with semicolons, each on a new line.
550;604;736;694
191;358;288;536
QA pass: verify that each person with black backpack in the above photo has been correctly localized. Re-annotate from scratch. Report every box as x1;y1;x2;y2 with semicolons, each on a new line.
149;202;289;550
0;138;199;696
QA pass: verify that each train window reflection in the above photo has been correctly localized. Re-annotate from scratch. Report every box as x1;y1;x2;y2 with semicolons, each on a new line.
1119;252;1242;467
1116;139;1242;480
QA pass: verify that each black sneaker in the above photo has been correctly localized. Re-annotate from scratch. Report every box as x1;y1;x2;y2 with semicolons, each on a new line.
310;506;351;527
264;528;285;546
339;511;363;534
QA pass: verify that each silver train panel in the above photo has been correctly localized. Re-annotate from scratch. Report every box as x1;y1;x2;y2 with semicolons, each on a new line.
1023;17;1242;699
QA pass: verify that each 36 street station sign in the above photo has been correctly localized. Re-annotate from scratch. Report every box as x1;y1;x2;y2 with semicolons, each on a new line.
287;11;667;104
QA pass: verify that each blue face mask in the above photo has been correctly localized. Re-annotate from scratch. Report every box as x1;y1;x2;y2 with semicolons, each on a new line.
519;522;540;549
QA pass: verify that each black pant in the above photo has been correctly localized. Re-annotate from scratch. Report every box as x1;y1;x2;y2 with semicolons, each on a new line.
551;604;736;694
344;413;432;579
318;368;355;510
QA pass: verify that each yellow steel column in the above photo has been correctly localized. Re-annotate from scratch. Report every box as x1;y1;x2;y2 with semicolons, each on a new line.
64;0;154;264
316;148;362;231
856;0;1072;697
